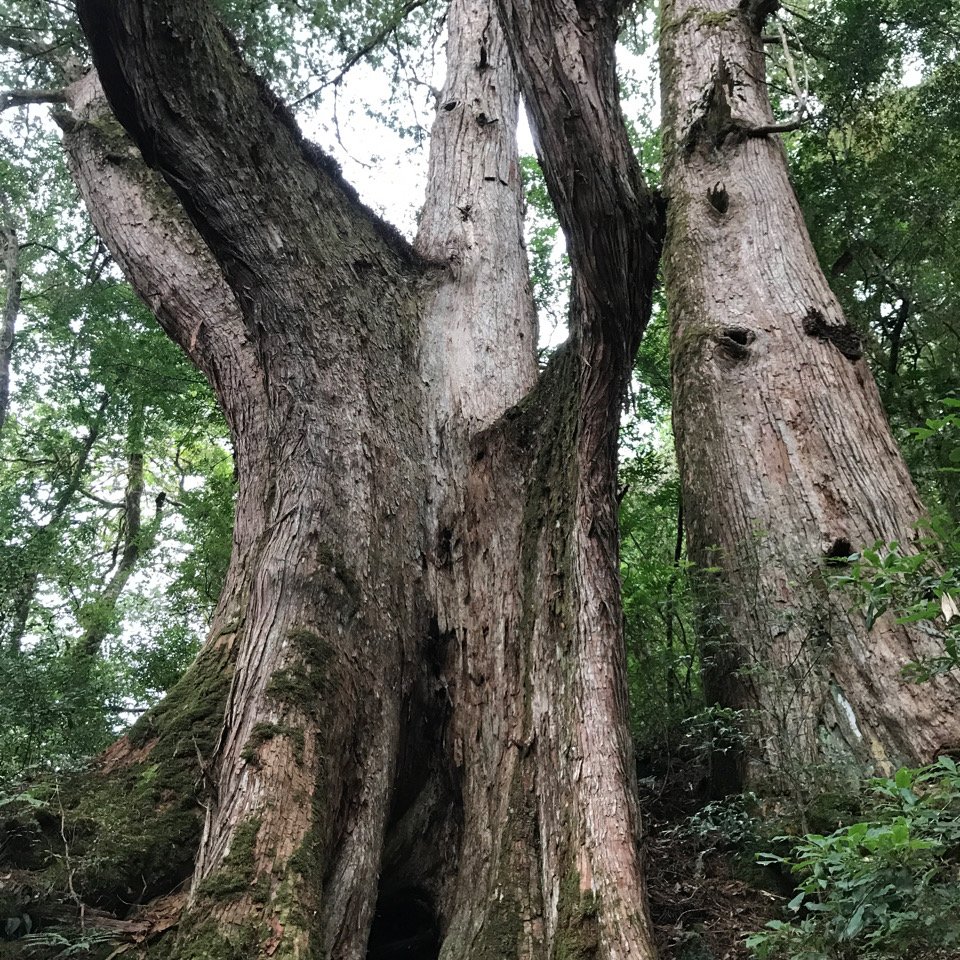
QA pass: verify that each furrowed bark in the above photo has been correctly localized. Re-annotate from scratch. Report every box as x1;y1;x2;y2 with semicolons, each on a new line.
437;4;665;957
66;1;668;958
76;4;432;957
416;0;538;429
495;0;663;354
434;347;661;960
58;72;263;440
660;0;960;795
0;215;19;432
409;0;545;951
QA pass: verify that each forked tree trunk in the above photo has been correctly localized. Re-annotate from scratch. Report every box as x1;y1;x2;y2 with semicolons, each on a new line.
57;0;664;957
660;0;960;795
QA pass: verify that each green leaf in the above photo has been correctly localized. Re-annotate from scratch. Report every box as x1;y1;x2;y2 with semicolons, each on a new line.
843;904;866;940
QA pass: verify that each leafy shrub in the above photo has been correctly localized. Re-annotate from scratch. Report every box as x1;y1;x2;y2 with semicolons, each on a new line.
673;792;759;852
748;759;960;959
829;538;959;680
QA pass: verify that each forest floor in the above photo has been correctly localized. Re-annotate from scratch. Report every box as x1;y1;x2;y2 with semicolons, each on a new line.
638;755;783;960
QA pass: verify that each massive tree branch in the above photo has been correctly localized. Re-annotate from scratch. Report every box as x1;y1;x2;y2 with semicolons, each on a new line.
495;0;664;360
75;0;421;319
57;72;265;443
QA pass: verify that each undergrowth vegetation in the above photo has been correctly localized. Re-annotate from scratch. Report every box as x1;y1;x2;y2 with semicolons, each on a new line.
749;760;960;960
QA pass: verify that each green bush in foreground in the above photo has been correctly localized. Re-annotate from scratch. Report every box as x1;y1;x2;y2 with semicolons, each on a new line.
749;759;960;960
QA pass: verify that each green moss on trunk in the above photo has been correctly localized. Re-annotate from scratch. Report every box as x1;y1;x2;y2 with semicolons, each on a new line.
170;917;259;960
467;763;543;959
554;871;601;960
2;639;234;913
241;723;305;766
193;816;264;902
266;628;334;713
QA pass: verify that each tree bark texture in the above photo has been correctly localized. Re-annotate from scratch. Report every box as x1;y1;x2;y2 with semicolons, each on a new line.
58;0;663;957
410;5;659;958
67;7;428;952
0;215;19;433
660;0;960;794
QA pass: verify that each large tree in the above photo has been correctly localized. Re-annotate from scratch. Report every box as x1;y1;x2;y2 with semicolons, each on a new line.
660;0;960;796
38;0;666;956
2;0;958;957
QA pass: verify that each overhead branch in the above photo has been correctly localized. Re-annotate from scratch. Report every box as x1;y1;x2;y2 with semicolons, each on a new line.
749;19;811;136
78;487;125;509
0;87;67;112
0;32;62;59
747;117;804;136
75;0;421;308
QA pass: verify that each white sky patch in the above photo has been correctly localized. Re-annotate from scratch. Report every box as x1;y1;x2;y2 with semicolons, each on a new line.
902;55;924;88
298;61;431;237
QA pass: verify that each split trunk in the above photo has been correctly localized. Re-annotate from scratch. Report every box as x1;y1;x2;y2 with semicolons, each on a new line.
8;0;953;955
53;0;664;957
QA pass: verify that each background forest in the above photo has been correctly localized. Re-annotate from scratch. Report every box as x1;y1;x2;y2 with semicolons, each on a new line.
0;0;959;957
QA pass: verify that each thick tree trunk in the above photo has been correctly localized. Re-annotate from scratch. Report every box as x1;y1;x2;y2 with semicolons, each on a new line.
64;35;427;959
660;0;960;795
0;214;19;432
408;4;659;958
53;0;664;957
